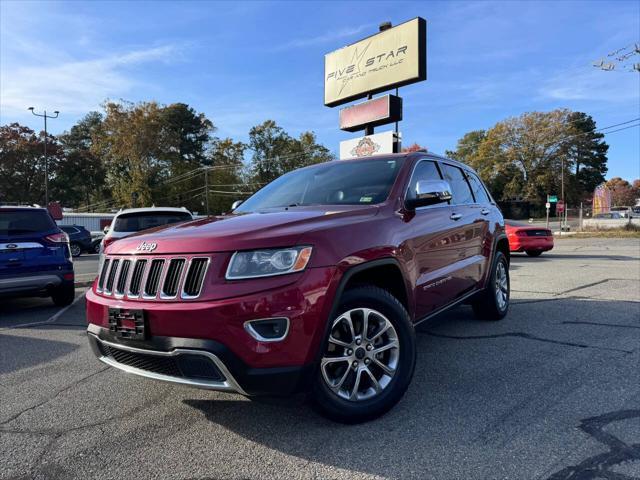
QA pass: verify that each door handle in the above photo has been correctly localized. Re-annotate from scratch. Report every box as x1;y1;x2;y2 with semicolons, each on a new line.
481;208;490;216
450;213;462;221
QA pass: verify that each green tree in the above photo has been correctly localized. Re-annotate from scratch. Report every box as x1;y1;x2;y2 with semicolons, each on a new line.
0;123;63;205
53;112;108;209
248;120;333;184
563;112;608;199
206;138;247;214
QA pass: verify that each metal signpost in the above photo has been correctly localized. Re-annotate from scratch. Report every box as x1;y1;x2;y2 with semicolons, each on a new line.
324;18;427;159
545;202;551;228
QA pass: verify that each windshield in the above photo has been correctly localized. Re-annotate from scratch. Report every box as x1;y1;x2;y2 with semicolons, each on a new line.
0;210;57;236
113;212;192;232
236;158;405;212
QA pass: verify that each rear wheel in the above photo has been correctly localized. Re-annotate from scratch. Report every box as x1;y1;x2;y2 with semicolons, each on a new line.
311;286;416;423
52;283;75;307
526;250;542;257
69;242;82;257
472;251;510;321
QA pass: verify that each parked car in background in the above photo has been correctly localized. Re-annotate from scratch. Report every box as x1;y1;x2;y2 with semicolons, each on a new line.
506;222;554;257
610;206;634;218
593;212;623;219
87;153;510;423
0;206;75;305
90;231;105;254
59;225;93;257
101;207;193;251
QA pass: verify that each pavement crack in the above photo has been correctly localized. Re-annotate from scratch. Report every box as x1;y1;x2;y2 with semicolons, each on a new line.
562;321;640;330
547;409;640;479
423;331;633;354
0;367;109;426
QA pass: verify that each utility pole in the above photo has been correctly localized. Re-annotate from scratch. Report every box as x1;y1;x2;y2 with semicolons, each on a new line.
28;107;59;206
204;167;210;215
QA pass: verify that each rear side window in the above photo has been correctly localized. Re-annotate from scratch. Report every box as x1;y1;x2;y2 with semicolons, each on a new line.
61;226;78;234
406;160;442;202
0;210;56;236
113;212;192;232
467;173;492;204
440;164;474;205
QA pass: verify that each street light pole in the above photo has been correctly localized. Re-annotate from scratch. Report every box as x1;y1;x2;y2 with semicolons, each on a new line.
28;107;59;206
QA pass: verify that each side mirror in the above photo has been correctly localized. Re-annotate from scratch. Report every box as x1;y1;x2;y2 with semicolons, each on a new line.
103;225;110;234
231;200;243;210
406;180;452;210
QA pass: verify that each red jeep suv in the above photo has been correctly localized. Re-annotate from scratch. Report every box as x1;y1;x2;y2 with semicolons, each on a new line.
86;153;510;423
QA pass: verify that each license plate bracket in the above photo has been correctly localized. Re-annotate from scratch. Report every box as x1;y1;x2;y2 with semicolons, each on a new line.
108;308;146;340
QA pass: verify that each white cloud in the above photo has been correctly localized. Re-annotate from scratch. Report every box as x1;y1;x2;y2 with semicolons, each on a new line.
270;24;373;51
0;44;180;117
540;66;640;103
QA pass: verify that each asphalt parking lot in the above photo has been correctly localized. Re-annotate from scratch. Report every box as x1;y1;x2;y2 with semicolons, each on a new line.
1;238;639;480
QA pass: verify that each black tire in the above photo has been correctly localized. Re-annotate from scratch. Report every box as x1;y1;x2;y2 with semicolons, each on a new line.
472;251;510;321
525;250;542;257
52;283;75;307
311;285;416;424
69;242;82;258
92;241;101;254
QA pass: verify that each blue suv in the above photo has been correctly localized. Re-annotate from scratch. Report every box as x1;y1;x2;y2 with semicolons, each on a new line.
0;206;75;306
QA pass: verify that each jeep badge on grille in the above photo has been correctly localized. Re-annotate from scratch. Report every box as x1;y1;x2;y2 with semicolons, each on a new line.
136;241;157;252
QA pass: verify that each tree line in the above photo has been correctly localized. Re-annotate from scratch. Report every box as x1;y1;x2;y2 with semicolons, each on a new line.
0;101;333;214
1;102;637;214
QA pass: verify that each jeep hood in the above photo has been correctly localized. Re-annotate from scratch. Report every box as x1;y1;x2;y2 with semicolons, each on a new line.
106;206;379;255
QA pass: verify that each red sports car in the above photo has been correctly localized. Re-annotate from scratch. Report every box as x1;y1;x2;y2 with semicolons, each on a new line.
506;223;554;257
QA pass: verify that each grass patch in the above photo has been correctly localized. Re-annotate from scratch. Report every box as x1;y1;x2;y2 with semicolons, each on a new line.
566;223;640;238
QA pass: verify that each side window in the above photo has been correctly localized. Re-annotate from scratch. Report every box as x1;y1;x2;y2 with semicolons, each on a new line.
406;160;442;202
467;173;492;204
440;164;474;205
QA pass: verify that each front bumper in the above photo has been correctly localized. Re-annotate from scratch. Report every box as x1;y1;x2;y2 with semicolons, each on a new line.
86;266;339;395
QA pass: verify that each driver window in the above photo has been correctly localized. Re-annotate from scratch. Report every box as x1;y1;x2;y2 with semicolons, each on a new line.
406;160;442;202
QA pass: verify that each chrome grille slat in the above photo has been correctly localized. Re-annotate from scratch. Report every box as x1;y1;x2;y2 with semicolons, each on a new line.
128;260;147;297
98;255;209;300
98;259;111;291
182;258;209;299
143;259;165;298
105;259;119;294
161;259;186;298
115;260;131;295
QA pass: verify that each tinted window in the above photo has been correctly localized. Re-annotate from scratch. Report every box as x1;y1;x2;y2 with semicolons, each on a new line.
440;164;474;205
113;212;192;232
60;226;78;234
406;160;442;202
0;210;56;236
236;158;405;212
467;173;491;204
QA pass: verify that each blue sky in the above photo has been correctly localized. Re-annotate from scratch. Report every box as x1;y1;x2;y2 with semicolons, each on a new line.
1;0;638;180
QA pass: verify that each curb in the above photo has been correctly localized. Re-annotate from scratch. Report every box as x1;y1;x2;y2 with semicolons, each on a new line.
75;280;95;288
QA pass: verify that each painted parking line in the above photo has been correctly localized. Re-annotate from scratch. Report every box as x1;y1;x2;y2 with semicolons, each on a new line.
4;288;88;330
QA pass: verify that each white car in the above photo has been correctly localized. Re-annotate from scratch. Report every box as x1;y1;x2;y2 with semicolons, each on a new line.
101;207;193;251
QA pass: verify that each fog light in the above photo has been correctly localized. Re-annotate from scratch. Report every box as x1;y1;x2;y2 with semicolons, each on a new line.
244;318;289;342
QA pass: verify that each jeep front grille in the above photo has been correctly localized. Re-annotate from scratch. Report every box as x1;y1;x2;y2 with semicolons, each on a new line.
97;255;209;300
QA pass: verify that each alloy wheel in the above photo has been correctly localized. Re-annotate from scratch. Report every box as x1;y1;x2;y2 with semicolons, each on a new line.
495;261;509;310
321;308;399;402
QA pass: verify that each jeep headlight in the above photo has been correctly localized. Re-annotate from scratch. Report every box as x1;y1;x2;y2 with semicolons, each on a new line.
226;246;313;279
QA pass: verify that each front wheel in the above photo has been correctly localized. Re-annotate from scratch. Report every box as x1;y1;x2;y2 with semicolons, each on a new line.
52;283;75;307
526;250;542;257
69;242;82;258
311;286;416;423
472;251;510;321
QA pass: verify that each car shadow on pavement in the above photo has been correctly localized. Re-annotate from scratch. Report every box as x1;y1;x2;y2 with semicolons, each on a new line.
0;333;78;375
183;297;639;479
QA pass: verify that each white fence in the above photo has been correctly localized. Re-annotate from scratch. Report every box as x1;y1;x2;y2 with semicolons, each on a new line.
582;218;640;230
56;213;114;232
